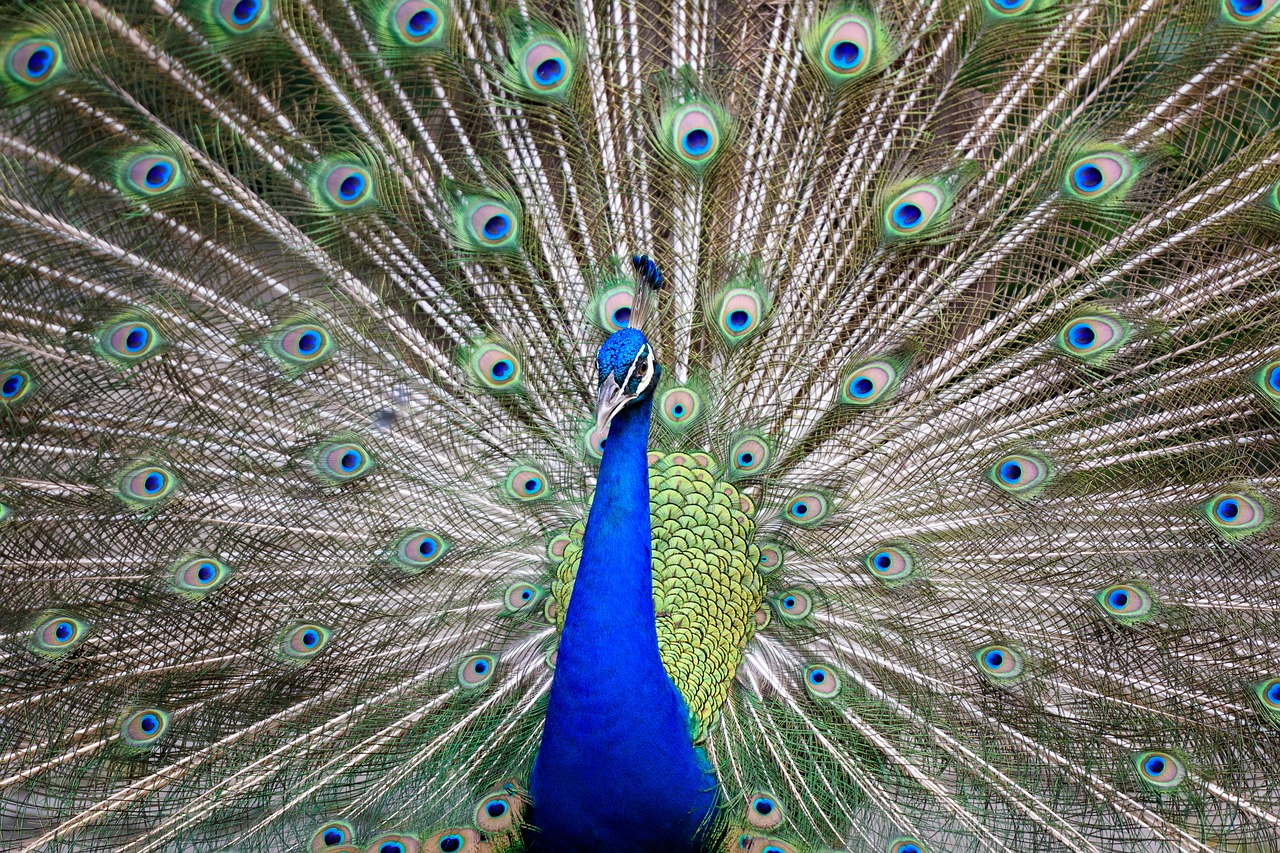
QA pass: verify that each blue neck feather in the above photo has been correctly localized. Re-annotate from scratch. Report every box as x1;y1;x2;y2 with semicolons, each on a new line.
529;396;718;850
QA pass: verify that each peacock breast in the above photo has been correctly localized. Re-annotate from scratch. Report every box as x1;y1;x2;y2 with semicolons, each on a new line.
549;451;763;732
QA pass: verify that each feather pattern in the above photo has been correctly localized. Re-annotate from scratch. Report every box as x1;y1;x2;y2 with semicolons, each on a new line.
1;0;1279;849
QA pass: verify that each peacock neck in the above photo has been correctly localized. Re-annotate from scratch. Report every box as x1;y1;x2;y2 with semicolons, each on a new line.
529;396;718;850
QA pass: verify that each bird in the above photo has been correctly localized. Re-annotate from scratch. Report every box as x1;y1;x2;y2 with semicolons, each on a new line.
2;0;1280;849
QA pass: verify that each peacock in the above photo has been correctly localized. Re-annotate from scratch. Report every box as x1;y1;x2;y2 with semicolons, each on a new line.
3;0;1280;849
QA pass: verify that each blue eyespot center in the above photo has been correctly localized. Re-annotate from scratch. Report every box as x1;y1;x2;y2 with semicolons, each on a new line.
298;330;321;354
140;713;159;734
487;799;508;817
302;629;320;647
783;595;796;608
26;46;53;77
809;669;826;684
851;376;875;397
901;846;921;853
984;650;1004;669
408;8;436;34
197;563;215;583
1267;682;1280;703
829;40;862;69
792;502;809;517
340;450;361;472
1232;0;1263;14
338;173;365;201
323;829;344;845
125;327;150;352
439;837;462;853
752;797;774;814
1269;366;1280;392
521;589;532;600
233;0;261;24
523;477;540;493
1144;756;1166;776
1074;164;1103;191
1108;589;1129;609
683;129;711;156
490;359;512;380
727;309;752;331
144;163;172;188
143;472;165;494
381;844;404;853
536;57;565;84
2;373;24;398
55;621;73;641
1068;323;1095;348
1217;498;1239;521
473;659;488;674
999;461;1022;483
738;452;754;466
483;214;511;239
612;306;631;327
994;0;1025;8
874;552;892;570
892;203;923;228
419;538;437;557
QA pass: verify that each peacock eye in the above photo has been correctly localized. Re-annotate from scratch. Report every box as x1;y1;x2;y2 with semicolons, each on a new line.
988;453;1052;497
1095;583;1155;624
804;663;841;698
173;556;232;598
746;792;783;828
1063;151;1135;201
312;821;355;851
973;644;1024;682
1056;313;1128;362
1222;0;1280;25
1203;492;1269;539
775;589;813;621
865;545;914;582
120;708;170;748
279;623;331;661
215;0;272;33
6;38;65;87
457;653;497;689
32;613;90;657
390;0;446;46
1133;750;1185;789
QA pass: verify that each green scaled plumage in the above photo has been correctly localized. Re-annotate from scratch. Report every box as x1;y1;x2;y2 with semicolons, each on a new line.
1;0;1280;850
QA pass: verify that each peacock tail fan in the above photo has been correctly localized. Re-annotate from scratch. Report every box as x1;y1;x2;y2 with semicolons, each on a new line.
0;0;1279;850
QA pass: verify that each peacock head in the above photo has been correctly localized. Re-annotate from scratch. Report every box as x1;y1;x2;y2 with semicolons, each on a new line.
595;328;660;435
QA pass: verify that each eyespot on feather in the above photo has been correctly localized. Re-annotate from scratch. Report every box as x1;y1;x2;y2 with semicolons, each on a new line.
1251;678;1280;723
119;708;169;748
1132;750;1186;790
1221;0;1280;26
31;613;90;658
982;0;1051;18
973;644;1025;683
116;463;179;509
774;590;813;622
391;529;448;572
889;839;928;853
278;623;331;661
453;196;521;252
804;663;841;699
1063;151;1135;201
746;793;783;829
840;359;901;406
503;582;545;613
117;152;184;197
987;453;1051;498
96;317;163;365
1055;313;1128;362
266;322;335;372
388;0;446;46
211;0;272;33
314;162;375;211
714;287;768;345
657;100;728;173
595;284;635;332
504;465;550;501
783;491;830;526
882;183;948;239
1094;583;1155;624
364;834;421;853
5;37;65;90
469;342;522;392
0;365;35;407
312;440;376;484
518;37;575;99
1253;360;1280;408
424;829;482;852
658;387;703;430
311;821;356;852
172;556;232;599
1203;492;1269;539
806;12;878;87
729;435;771;476
865;545;915;583
757;542;784;573
457;653;496;689
474;783;526;832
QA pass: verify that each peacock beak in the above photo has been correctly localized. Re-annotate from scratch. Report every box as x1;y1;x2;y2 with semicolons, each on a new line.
594;374;631;438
